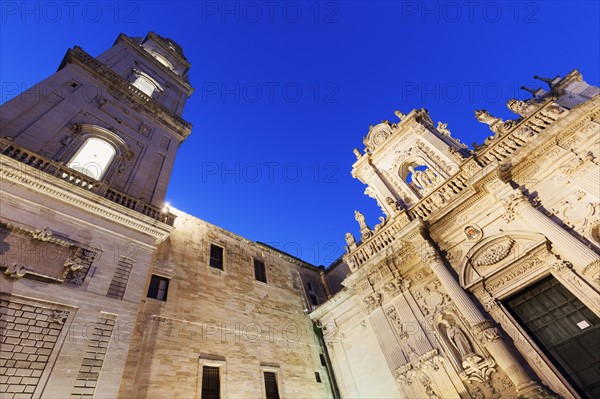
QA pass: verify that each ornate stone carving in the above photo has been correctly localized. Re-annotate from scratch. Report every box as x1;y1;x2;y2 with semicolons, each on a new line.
362;293;382;313
436;121;451;136
354;210;372;240
459;355;497;383
506;98;540;117
50;310;69;325
385;306;408;342
442;320;475;359
474;321;501;345
344;232;356;252
474;238;514;267
4;263;26;278
463;225;483;242
383;277;408;297
32;226;53;241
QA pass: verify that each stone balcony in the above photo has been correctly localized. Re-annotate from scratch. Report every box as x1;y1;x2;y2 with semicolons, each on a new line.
0;138;176;226
344;99;571;272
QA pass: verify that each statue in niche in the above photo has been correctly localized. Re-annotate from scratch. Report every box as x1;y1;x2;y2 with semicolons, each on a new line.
409;166;438;190
444;320;475;359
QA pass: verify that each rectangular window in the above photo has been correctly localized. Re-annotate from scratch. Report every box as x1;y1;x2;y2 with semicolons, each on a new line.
319;353;326;367
264;372;280;399
106;257;133;300
209;244;224;270
315;371;322;383
309;293;318;306
254;258;267;283
147;275;170;301
201;366;221;399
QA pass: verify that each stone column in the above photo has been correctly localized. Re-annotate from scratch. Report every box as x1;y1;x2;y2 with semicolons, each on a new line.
419;241;540;394
502;190;599;274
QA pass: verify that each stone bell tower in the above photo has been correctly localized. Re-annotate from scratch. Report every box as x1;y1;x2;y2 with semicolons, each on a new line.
0;33;193;398
352;108;470;215
1;32;193;209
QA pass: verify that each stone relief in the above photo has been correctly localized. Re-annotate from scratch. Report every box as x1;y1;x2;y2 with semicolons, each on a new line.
362;292;382;313
473;237;515;267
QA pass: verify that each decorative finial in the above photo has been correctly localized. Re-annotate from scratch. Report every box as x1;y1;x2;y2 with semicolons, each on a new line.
353;148;361;159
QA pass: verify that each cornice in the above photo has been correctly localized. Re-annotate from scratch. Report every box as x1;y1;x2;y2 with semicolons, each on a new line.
118;34;193;95
60;47;192;141
1;155;173;243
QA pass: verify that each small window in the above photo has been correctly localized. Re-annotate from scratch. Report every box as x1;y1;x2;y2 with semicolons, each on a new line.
201;366;220;399
310;294;318;306
264;372;280;399
147;275;170;301
210;244;224;270
315;371;322;383
67;137;116;180
319;353;326;367
254;258;267;283
307;281;313;291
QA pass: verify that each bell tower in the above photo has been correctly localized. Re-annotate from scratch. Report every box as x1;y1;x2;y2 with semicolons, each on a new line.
352;108;469;215
0;32;193;210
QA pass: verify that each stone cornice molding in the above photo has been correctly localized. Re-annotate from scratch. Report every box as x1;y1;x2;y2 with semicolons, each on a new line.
117;34;194;95
308;287;354;320
1;155;173;244
60;47;192;140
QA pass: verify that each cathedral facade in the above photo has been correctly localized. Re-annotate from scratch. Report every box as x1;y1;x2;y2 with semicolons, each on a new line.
1;33;599;399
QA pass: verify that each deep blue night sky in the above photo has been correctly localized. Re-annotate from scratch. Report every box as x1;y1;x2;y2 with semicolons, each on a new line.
2;1;598;265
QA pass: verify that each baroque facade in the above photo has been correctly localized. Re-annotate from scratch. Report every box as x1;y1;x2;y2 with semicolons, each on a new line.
311;71;600;399
0;32;599;399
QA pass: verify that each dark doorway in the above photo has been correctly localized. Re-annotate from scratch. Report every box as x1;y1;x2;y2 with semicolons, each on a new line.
504;276;600;399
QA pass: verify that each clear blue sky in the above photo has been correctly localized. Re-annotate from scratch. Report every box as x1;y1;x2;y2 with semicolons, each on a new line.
2;1;599;265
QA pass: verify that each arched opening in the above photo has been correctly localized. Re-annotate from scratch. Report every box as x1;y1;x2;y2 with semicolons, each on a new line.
67;137;116;180
131;70;163;98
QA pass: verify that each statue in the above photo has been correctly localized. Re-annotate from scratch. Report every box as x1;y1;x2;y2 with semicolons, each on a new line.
436;121;451;136
345;232;356;246
386;197;402;211
506;98;537;117
394;110;406;120
475;110;502;126
354;210;367;230
355;211;372;240
408;165;437;190
445;321;474;359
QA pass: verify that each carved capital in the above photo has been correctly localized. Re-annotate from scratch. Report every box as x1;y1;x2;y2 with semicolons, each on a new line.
362;292;382;313
474;321;501;345
419;242;442;266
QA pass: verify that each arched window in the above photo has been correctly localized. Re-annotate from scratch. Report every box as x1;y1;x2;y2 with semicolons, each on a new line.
131;69;163;98
67;137;116;180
